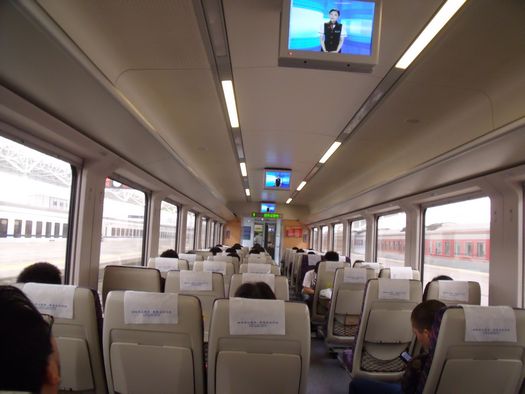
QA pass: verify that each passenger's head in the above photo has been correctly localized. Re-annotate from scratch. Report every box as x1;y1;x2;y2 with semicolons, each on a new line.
0;285;60;393
159;249;178;259
215;244;222;248
209;246;222;256
249;249;260;255
292;247;299;251
422;275;453;300
225;247;235;253
353;259;365;267
329;8;340;22
234;282;276;300
324;251;339;262
411;300;446;351
308;251;316;255
17;262;61;285
233;243;242;250
314;261;322;274
227;252;240;260
296;248;305;253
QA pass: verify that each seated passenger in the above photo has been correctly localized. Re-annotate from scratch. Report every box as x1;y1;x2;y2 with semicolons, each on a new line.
0;285;61;393
249;249;261;255
234;282;276;300
302;261;321;309
225;247;236;253
232;243;242;250
324;250;339;261
160;249;178;259
307;251;316;255
348;299;446;394
422;275;453;300
296;248;305;253
209;246;222;256
227;252;240;261
17;262;62;285
292;246;299;251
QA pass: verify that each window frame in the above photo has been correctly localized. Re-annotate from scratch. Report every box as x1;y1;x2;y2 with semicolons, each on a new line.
349;218;367;262
185;210;197;252
159;199;180;252
374;210;407;266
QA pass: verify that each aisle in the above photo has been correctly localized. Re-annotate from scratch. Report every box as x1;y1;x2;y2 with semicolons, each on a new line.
307;338;350;394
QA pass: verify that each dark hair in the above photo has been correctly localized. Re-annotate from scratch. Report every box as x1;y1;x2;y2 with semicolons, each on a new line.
215;244;222;248
324;251;339;262
308;251;316;255
249;250;260;255
17;262;61;285
352;260;365;267
314;261;322;274
209;247;222;256
227;252;240;260
296;249;305;253
233;243;242;250
160;249;178;259
329;8;340;16
292;247;299;250
423;275;453;300
411;300;446;332
234;282;276;300
0;286;53;391
225;247;236;253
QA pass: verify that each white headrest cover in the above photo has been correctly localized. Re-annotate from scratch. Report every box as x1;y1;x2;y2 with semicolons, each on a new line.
438;281;469;302
325;261;345;272
462;305;517;342
179;271;213;291
241;273;275;291
229;298;285;335
247;263;271;274
124;291;178;325
343;267;368;284
360;262;380;269
389;266;413;279
23;283;76;319
152;257;181;272
203;261;227;275
378;279;410;300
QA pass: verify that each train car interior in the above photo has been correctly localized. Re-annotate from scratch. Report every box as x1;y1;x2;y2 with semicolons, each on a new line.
1;0;525;393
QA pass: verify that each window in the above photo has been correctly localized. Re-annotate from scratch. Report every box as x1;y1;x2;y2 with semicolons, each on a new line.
185;211;196;252
99;178;147;289
350;219;366;262
320;226;329;252
209;221;215;248
423;197;490;305
376;212;406;267
333;223;344;255
311;227;318;250
158;201;178;254
0;136;74;283
200;217;208;249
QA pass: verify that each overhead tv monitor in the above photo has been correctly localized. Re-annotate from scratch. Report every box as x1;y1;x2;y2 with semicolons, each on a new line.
261;203;277;213
264;169;291;190
279;0;382;72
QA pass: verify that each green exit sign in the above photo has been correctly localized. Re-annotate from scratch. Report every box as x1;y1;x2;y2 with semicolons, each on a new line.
251;212;282;219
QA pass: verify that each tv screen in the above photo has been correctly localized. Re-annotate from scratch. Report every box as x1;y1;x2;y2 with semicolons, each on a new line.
261;203;276;213
279;0;381;72
264;169;291;190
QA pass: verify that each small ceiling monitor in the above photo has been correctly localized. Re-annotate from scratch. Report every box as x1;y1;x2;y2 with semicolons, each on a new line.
279;0;382;72
261;203;277;213
264;169;291;190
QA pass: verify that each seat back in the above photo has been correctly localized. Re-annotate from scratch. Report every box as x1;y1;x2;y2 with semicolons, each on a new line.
209;255;240;274
424;280;481;305
207;299;310;394
195;250;213;260
311;261;350;323
353;262;383;272
179;253;203;270
103;291;204;394
102;265;161;306
193;260;234;296
165;271;225;341
148;257;189;275
290;252;306;287
296;254;323;294
326;268;377;348
21;283;107;393
228;274;289;301
379;267;421;280
239;263;280;275
422;307;525;394
351;279;422;381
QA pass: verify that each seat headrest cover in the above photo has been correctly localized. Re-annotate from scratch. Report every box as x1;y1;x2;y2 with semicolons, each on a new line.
247;263;271;274
359;262;380;269
389;266;413;279
461;305;517;342
343;267;367;284
308;254;321;266
180;271;213;291
378;279;410;300
229;298;285;335
124;291;178;325
152;257;181;272
438;281;469;302
23;283;76;319
241;273;275;291
203;261;227;275
325;261;345;272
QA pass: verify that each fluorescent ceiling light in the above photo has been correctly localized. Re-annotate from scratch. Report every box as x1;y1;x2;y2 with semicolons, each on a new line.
221;80;240;128
245;188;250;196
297;181;307;191
395;0;467;69
286;198;292;204
319;141;342;164
240;162;247;177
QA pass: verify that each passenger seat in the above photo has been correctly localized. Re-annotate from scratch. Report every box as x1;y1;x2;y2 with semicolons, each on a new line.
379;267;421;280
424;280;481;305
101;265;161;307
311;261;350;325
228;273;289;300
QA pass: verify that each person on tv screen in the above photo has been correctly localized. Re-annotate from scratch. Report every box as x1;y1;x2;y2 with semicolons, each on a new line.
319;9;347;53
